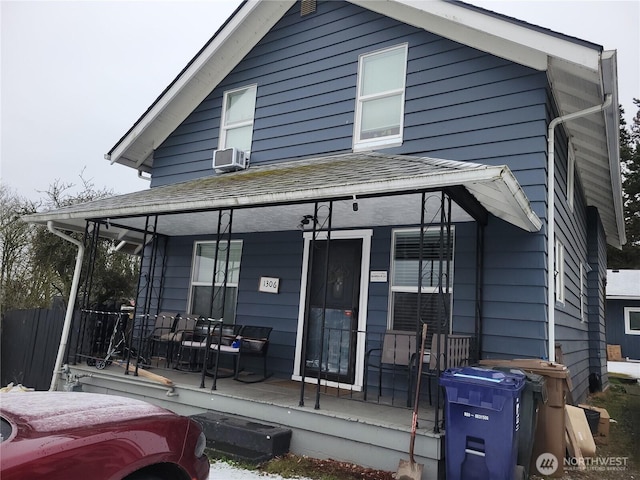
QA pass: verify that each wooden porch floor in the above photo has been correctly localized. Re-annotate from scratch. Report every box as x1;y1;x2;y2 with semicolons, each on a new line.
62;361;445;478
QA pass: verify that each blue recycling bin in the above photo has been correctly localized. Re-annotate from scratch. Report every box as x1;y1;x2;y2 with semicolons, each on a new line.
440;366;526;480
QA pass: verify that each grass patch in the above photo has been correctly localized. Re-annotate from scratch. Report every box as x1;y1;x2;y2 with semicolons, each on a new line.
586;378;640;471
533;376;640;479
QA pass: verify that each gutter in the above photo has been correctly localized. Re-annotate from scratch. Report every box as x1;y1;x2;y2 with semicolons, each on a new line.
546;94;612;362
47;221;84;391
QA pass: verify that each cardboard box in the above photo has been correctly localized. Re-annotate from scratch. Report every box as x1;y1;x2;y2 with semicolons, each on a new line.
607;344;622;361
531;405;565;477
579;404;610;444
566;405;596;457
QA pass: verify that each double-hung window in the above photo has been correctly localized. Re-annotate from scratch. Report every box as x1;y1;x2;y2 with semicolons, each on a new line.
389;228;454;332
189;241;243;322
354;44;408;151
580;263;586;322
624;307;640;335
219;85;257;153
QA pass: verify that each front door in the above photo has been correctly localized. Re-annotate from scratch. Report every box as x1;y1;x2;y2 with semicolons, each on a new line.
304;239;362;384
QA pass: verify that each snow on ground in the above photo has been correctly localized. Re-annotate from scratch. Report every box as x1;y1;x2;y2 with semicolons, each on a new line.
209;460;313;479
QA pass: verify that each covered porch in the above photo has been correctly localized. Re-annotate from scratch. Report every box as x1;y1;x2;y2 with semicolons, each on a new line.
27;152;541;476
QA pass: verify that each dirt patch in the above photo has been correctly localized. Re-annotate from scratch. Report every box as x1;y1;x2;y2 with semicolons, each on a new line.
261;454;395;480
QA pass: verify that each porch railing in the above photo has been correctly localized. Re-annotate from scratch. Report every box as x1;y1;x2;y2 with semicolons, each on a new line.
300;326;476;423
68;310;475;430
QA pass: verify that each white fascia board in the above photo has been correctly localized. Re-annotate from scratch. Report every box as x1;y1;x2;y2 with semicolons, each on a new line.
601;50;625;247
349;0;601;72
107;1;295;168
466;168;543;232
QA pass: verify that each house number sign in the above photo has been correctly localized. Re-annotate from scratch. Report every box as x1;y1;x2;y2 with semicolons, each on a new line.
259;276;280;294
370;271;388;283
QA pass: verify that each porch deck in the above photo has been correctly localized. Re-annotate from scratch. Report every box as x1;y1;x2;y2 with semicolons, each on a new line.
61;362;445;478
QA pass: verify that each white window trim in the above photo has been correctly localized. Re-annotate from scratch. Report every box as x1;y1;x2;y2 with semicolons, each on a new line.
218;84;257;153
388;227;455;331
624;307;640;335
567;144;575;212
554;238;565;305
187;240;243;316
580;262;585;322
293;229;372;390
353;44;408;152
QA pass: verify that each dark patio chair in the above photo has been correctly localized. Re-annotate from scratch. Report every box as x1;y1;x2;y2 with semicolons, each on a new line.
207;323;244;378
364;330;417;407
173;314;204;371
147;312;179;366
211;325;273;383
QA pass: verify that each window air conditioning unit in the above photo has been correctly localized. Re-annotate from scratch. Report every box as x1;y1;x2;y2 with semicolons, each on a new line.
213;147;248;173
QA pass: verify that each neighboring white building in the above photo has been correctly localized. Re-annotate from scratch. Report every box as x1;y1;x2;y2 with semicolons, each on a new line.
606;269;640;378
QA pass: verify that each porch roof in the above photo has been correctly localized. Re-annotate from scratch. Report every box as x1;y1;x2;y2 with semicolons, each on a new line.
25;153;541;249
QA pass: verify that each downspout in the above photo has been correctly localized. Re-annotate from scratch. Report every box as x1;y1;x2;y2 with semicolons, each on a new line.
546;94;612;362
47;221;85;391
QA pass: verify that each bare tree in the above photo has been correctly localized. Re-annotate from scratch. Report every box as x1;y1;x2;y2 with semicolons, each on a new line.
0;185;41;312
1;174;139;313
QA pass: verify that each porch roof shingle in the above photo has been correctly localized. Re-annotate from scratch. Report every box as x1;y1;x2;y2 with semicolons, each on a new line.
24;153;541;244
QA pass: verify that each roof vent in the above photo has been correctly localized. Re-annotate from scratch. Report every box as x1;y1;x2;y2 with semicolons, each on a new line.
301;0;316;16
213;147;249;173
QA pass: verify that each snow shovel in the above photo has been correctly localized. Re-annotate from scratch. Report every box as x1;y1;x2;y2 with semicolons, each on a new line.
396;322;427;480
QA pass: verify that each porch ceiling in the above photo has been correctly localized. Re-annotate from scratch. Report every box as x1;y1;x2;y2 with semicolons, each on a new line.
24;153;541;247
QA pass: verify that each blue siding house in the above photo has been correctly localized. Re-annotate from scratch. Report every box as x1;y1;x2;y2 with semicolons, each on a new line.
27;0;625;474
606;270;640;361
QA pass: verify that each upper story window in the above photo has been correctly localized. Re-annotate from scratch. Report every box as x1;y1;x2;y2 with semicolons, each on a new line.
219;85;257;153
354;44;408;151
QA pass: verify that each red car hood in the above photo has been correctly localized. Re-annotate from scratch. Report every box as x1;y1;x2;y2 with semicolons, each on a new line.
0;392;210;480
1;392;172;434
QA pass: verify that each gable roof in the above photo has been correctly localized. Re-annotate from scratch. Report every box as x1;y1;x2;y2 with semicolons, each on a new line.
103;0;623;247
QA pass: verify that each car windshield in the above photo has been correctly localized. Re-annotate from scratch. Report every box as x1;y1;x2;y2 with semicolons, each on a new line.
1;417;12;443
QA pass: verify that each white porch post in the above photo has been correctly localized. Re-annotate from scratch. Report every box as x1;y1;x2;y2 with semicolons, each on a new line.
47;221;85;391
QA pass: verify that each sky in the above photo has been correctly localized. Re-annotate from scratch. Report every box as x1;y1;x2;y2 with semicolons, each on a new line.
1;0;638;203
